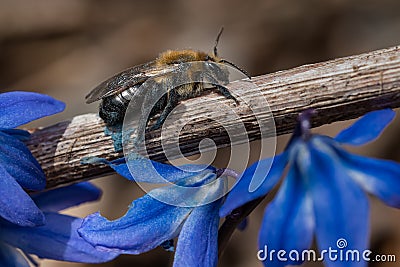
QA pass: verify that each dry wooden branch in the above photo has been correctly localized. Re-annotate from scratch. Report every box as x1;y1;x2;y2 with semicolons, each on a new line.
26;45;400;189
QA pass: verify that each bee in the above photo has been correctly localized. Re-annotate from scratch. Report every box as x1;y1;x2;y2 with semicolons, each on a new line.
85;28;250;136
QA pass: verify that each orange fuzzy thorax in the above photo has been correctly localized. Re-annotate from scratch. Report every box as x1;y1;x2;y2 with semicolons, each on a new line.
156;50;219;66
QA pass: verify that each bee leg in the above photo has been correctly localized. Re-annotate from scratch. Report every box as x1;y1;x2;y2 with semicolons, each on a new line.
202;71;239;105
214;84;240;105
149;89;178;131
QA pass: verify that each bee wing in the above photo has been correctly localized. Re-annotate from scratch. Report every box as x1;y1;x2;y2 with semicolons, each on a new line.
85;61;156;103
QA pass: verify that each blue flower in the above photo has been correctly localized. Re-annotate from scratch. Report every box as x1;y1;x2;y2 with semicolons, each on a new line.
0;182;119;266
0;91;65;227
220;109;399;267
78;158;226;267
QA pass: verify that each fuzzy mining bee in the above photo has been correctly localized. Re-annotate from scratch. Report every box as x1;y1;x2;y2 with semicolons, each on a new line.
85;29;250;141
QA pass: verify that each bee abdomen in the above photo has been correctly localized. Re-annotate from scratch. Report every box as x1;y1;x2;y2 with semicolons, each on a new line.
99;86;140;125
115;86;137;104
99;96;128;126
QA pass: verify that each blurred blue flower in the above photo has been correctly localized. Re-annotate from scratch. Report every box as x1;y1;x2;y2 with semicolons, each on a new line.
0;182;119;266
220;109;398;267
78;158;226;267
0;91;65;227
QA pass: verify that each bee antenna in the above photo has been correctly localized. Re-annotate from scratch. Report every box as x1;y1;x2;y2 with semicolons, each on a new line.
213;27;224;57
220;59;251;79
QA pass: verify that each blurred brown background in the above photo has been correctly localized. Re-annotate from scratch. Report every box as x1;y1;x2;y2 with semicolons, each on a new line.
1;0;400;266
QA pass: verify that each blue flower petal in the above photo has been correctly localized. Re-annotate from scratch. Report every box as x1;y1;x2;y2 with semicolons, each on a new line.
307;143;369;267
0;131;41;170
258;164;314;267
0;243;30;267
78;194;192;254
0;164;44;227
0;91;65;129
0;213;118;263
32;182;102;212
173;199;222;267
0;129;30;141
219;152;288;217
0;131;45;190
334;109;395;146
148;171;224;207
336;148;400;208
97;157;214;184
